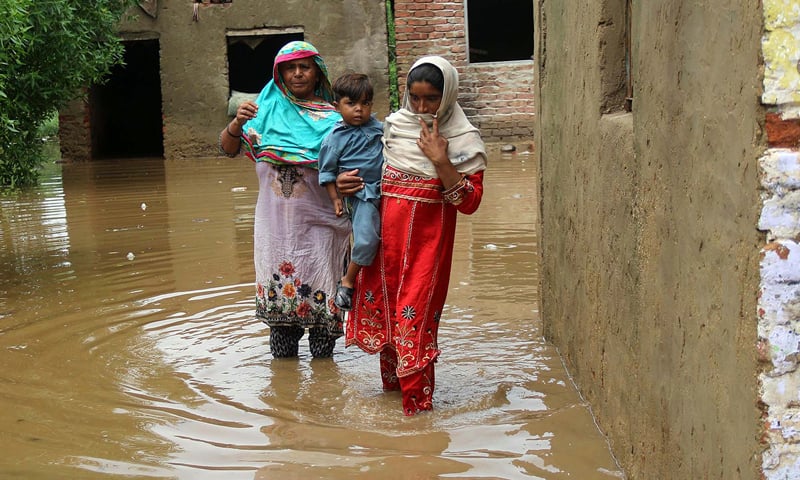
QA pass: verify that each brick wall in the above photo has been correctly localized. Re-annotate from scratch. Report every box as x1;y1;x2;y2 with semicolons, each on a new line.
393;0;535;143
758;1;800;478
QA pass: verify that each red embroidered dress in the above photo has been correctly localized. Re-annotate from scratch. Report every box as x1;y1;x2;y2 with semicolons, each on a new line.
346;166;484;413
345;55;487;415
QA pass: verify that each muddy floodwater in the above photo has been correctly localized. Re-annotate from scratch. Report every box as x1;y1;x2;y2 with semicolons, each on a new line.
0;151;624;479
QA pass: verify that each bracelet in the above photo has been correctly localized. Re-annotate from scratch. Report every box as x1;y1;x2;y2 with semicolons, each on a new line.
218;130;240;158
442;176;476;205
226;123;242;138
442;176;467;204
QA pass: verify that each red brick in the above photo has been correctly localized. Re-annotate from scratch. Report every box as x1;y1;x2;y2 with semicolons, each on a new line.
766;112;800;148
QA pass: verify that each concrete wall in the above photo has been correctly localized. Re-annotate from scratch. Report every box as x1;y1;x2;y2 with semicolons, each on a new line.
60;0;389;160
535;1;765;478
393;0;535;143
758;1;800;478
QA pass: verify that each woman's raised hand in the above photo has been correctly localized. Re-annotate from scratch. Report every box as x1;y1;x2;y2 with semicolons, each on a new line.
233;101;259;131
417;117;463;189
417;117;449;166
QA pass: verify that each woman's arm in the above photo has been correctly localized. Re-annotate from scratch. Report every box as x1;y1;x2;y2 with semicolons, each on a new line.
448;170;484;215
220;100;258;156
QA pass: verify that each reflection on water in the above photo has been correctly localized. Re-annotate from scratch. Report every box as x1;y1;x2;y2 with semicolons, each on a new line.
0;154;623;479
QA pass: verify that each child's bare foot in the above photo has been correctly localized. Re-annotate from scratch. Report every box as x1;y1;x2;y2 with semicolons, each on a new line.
334;280;354;311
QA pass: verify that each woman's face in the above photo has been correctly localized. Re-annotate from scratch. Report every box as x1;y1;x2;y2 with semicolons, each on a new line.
278;58;320;100
407;81;443;115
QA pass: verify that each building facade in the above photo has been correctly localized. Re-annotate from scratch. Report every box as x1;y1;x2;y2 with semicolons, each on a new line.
59;0;390;161
59;0;537;161
392;0;536;143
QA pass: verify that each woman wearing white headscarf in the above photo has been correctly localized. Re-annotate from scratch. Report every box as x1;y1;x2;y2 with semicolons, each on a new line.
340;56;487;415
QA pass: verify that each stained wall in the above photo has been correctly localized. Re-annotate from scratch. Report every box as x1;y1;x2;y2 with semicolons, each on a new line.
535;1;765;477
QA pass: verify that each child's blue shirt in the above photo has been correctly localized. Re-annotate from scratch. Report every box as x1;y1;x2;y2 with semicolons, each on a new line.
318;116;384;202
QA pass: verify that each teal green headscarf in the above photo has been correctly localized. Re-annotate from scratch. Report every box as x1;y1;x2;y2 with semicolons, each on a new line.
241;41;341;167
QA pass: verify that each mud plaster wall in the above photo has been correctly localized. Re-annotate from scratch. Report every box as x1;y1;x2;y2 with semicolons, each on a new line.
758;2;800;478
392;0;535;143
61;0;389;160
535;1;764;478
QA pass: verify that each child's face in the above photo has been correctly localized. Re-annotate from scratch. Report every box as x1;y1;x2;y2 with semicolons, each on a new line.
407;81;442;115
334;94;373;126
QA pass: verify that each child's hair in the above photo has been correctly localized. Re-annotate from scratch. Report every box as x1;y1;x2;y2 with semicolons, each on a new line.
407;63;444;93
332;73;374;103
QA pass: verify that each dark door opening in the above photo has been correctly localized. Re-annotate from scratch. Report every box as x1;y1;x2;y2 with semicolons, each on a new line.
90;39;164;159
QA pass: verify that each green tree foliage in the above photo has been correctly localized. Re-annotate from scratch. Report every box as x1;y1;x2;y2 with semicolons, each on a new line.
0;0;136;188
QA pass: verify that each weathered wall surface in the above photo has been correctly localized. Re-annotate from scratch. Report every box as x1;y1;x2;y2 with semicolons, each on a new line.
535;1;764;478
61;0;389;160
758;1;800;478
393;0;535;142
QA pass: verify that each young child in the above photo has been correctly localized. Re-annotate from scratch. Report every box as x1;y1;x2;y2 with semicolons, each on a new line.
318;73;383;311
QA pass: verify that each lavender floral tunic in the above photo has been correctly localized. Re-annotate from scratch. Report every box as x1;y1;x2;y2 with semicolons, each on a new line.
254;161;351;337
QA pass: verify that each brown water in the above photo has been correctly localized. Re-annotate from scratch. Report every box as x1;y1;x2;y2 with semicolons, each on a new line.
0;153;623;479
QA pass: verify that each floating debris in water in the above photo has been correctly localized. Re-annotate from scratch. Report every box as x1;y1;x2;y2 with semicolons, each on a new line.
140;203;147;211
501;144;516;153
483;244;498;250
126;252;135;261
231;186;248;192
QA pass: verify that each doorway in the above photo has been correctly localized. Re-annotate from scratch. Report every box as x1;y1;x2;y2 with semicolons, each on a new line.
90;38;164;159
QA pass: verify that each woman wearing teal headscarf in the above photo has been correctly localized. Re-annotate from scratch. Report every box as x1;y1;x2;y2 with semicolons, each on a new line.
220;41;350;358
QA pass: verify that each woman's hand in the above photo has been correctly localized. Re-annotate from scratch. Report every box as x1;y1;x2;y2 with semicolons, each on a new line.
417;117;449;167
232;100;258;133
336;169;364;197
221;100;258;156
417;117;461;189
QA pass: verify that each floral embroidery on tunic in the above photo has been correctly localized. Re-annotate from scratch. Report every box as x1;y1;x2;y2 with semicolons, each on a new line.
256;260;342;335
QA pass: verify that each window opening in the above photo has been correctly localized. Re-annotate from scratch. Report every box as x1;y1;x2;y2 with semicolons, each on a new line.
466;0;534;63
226;31;303;94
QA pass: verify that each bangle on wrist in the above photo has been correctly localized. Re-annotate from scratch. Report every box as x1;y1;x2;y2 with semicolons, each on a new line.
219;130;239;157
226;124;242;138
442;175;471;205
